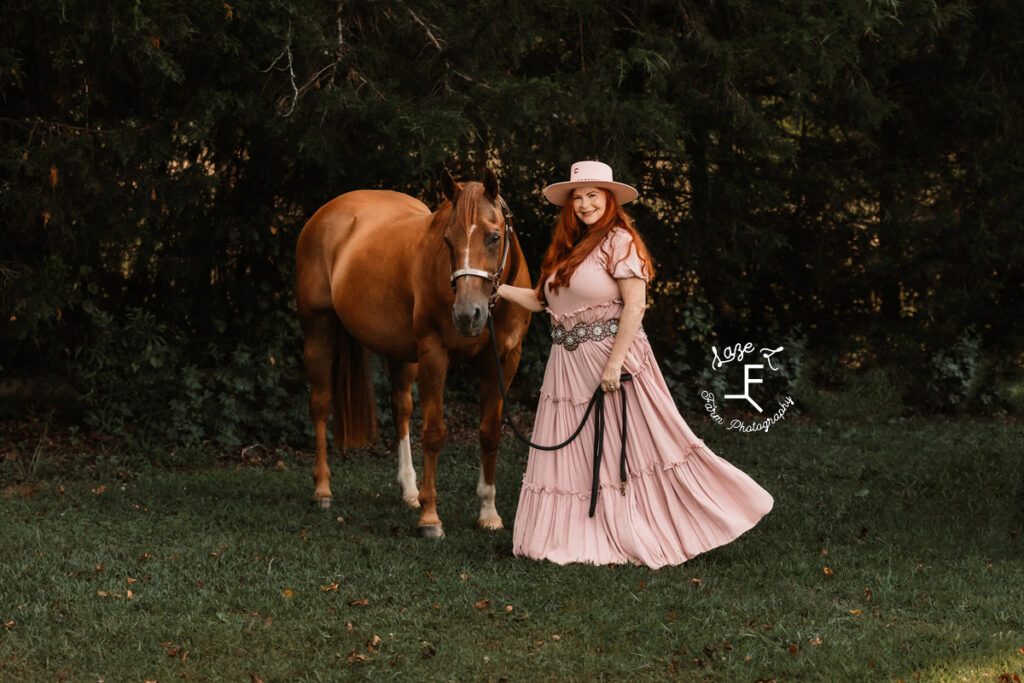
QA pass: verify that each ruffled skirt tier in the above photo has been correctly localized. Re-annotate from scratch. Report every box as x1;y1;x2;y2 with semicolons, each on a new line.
512;330;774;568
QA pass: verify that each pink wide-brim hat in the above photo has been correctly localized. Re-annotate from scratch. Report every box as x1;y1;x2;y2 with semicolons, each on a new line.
543;160;639;206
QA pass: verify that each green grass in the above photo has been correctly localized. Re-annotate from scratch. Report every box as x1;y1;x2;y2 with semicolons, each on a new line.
1;416;1023;681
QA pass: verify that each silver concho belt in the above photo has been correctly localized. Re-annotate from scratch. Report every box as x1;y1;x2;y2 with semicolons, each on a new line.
551;318;619;351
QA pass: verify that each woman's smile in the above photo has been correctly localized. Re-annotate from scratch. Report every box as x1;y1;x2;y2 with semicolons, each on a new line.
572;187;607;226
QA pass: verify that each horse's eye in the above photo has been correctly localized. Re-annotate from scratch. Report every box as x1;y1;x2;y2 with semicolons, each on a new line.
488;232;501;245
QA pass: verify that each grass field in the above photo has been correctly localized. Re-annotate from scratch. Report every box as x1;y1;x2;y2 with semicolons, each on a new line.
1;414;1022;681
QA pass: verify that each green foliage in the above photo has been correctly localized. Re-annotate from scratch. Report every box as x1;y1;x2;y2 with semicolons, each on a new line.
2;0;1022;447
69;304;306;449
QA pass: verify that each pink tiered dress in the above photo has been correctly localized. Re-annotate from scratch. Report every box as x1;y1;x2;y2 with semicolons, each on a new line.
512;228;774;568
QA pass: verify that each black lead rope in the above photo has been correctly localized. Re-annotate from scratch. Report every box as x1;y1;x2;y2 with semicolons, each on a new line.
486;316;632;517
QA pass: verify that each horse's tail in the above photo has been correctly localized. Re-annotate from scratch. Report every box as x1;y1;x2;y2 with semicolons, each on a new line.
332;326;378;448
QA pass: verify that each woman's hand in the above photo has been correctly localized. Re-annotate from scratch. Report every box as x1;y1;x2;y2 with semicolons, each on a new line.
601;361;624;392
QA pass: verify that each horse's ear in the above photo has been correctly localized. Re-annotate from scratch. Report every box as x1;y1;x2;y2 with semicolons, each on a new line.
441;168;460;202
483;167;499;202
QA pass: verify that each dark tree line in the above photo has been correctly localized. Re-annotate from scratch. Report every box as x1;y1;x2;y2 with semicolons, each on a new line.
2;0;1021;446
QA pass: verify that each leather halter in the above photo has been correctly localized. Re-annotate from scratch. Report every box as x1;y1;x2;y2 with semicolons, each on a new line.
449;196;514;298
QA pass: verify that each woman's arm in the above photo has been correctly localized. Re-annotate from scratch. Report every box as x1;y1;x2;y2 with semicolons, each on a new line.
496;283;546;313
600;277;646;392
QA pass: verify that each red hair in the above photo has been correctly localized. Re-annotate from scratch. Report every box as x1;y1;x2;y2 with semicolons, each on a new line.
537;188;654;302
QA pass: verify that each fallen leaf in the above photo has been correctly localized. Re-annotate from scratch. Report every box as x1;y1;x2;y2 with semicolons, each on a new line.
3;621;13;627
126;590;133;600
0;485;36;499
849;609;862;616
691;577;702;586
126;577;137;585
552;634;560;641
823;567;834;577
505;605;513;612
249;675;265;683
263;616;274;627
788;644;798;656
425;570;434;582
282;590;295;599
321;583;338;593
346;621;354;632
348;598;368;607
474;599;490;609
808;636;822;646
460;573;468;580
49;165;58;188
91;485;106;495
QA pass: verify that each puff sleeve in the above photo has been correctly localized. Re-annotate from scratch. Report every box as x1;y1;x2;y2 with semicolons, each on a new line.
602;228;650;282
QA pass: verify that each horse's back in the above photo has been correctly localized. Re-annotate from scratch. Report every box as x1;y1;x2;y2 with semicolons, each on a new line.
296;189;433;359
297;190;430;303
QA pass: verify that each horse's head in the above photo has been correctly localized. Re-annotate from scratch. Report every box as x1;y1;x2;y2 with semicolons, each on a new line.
440;167;510;337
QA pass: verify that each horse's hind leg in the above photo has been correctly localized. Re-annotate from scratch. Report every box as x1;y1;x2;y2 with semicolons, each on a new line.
388;359;419;507
301;311;339;507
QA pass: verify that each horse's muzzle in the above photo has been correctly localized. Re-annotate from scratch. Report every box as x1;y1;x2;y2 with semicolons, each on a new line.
452;299;489;337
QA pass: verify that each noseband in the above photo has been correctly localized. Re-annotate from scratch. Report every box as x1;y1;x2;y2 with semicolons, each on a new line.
449;196;514;304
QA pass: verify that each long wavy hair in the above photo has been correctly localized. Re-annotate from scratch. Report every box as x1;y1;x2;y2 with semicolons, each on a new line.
537;187;654;302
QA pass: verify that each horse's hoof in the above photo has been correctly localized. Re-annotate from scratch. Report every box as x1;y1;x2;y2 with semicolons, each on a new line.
403;495;421;508
478;517;504;531
314;497;332;509
416;524;445;539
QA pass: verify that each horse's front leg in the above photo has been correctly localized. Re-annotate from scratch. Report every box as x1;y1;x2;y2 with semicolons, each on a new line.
415;340;448;538
475;343;522;530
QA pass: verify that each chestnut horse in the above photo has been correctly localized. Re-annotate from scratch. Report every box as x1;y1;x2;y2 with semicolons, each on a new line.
295;168;531;537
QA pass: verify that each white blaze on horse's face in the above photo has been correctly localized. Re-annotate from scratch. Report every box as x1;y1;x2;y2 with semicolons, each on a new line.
464;224;477;270
446;186;505;338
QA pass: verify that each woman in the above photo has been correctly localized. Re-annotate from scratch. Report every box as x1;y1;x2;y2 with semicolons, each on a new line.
497;160;773;568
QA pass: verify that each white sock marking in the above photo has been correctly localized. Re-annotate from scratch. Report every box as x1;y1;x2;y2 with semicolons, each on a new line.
476;466;498;522
396;435;417;501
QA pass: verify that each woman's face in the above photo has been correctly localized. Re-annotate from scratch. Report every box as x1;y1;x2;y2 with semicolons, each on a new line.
571;186;607;227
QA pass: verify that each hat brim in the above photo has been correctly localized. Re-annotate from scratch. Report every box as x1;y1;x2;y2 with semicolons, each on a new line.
543;180;639;206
